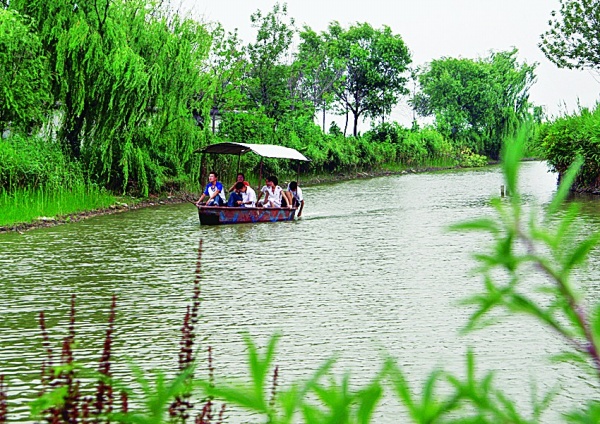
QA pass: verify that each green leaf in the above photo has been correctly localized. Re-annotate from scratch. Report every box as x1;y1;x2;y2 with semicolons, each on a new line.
30;386;68;418
449;218;500;234
547;155;583;215
385;358;416;416
562;233;600;274
356;381;383;424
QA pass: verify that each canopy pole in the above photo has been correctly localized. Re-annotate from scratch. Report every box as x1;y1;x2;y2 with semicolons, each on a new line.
237;153;241;175
199;153;205;188
258;159;263;190
296;162;300;184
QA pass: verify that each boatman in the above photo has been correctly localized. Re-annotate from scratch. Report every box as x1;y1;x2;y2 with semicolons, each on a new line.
284;181;304;217
196;171;226;206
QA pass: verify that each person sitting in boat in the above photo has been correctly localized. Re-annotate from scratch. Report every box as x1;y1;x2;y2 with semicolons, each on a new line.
261;176;283;208
256;182;268;205
196;171;226;206
284;181;304;217
240;181;257;207
228;173;245;193
227;182;244;207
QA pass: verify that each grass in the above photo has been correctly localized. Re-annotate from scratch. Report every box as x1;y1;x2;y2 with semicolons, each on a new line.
0;184;116;227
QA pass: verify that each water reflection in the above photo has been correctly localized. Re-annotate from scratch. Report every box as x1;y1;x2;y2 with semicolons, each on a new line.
1;161;599;421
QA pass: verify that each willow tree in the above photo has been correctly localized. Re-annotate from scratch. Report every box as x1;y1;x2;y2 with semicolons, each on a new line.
9;0;212;195
0;9;50;133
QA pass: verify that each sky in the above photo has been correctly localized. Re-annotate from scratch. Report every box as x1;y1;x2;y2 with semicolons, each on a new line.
181;0;600;127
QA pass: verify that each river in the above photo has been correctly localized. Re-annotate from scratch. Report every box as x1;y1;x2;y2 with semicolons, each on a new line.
1;161;599;422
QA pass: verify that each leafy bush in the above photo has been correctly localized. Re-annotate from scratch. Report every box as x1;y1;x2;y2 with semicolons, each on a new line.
417;126;454;157
395;131;428;165
456;147;488;168
0;135;75;190
539;105;600;193
218;111;277;145
364;121;409;144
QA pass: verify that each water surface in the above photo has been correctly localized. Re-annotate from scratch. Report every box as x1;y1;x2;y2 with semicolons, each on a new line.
1;161;599;421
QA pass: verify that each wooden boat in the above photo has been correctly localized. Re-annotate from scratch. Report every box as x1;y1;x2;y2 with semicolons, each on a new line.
197;206;296;225
195;142;309;226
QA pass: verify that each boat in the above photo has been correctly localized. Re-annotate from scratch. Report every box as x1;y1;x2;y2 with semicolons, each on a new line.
197;205;297;225
194;142;310;225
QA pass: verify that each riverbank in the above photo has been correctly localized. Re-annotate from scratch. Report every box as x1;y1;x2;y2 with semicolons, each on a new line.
0;193;197;234
0;165;458;234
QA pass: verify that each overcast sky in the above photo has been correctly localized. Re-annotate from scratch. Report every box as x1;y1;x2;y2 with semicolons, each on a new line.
182;0;600;127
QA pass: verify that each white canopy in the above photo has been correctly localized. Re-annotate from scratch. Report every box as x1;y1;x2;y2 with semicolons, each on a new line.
197;142;310;161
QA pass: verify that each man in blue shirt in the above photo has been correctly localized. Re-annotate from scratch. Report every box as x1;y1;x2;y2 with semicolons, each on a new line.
196;171;226;206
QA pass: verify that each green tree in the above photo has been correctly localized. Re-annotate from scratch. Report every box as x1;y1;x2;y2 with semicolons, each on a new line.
415;49;536;159
9;0;212;195
325;22;412;137
204;25;246;134
539;0;600;70
0;9;50;133
243;3;298;124
295;26;344;131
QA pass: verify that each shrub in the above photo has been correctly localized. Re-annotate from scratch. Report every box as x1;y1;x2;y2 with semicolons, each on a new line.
539;105;600;193
0;135;75;190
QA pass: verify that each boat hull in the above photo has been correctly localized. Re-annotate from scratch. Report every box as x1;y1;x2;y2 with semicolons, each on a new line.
197;206;296;225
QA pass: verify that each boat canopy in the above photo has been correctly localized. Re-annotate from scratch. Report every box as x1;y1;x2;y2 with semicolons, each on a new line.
197;142;310;161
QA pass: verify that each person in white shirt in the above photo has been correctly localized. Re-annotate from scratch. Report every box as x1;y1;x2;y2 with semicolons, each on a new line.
262;176;283;208
256;183;268;205
240;182;257;207
284;181;304;217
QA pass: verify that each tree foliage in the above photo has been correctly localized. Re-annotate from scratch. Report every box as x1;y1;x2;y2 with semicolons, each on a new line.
415;49;536;159
539;0;600;70
204;25;246;133
296;26;344;131
8;0;213;195
243;3;299;124
0;9;50;133
324;22;412;137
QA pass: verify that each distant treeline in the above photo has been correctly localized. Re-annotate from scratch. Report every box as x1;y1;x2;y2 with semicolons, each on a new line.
0;1;584;197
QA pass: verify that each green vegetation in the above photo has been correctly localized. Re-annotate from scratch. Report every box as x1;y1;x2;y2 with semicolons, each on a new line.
1;132;599;422
539;0;600;71
538;104;600;194
2;0;598;227
413;49;537;160
534;0;600;194
0;134;116;227
0;185;115;228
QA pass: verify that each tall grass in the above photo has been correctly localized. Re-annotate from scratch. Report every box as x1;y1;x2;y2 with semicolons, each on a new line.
0;184;116;227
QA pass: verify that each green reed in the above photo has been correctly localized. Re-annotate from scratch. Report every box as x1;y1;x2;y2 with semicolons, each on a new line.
0;184;116;227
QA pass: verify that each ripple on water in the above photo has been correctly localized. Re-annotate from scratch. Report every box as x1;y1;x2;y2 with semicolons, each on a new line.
1;162;598;422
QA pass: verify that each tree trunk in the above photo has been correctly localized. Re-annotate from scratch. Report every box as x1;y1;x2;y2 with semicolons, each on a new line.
62;91;85;159
353;112;359;137
344;105;349;137
322;100;326;132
